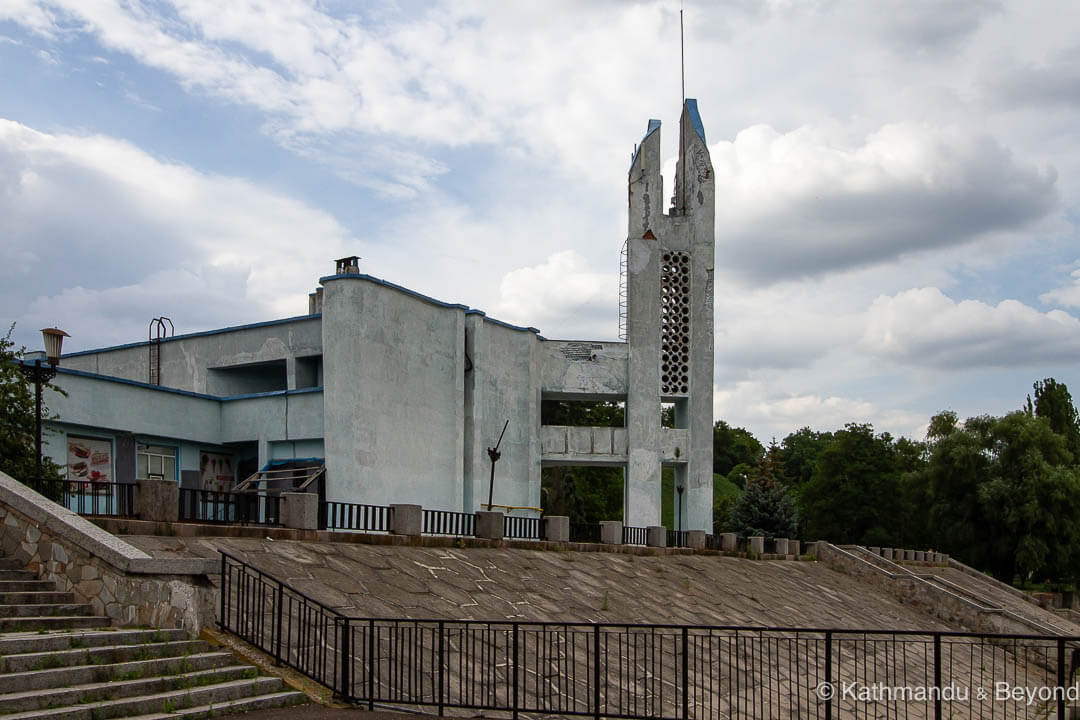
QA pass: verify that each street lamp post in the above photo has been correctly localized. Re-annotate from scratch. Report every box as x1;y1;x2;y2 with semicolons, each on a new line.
19;328;69;482
677;484;685;539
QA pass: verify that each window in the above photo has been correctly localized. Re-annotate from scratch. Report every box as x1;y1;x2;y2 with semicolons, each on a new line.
137;444;176;481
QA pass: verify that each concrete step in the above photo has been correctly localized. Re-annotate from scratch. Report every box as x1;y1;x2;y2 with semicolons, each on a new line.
0;615;110;632
0;603;93;618
0;557;22;571
0;580;58;593
0;591;77;605
1;651;238;692
0;569;37;580
121;690;307;720
0;664;259;713
0;628;187;656
1;639;210;674
0;675;289;720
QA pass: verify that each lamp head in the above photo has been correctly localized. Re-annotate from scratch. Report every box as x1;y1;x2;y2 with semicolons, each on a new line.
40;328;70;366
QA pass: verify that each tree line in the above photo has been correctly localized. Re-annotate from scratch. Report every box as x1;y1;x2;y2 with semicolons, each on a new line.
718;378;1080;588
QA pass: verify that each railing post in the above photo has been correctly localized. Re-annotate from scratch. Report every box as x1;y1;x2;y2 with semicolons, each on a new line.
218;553;226;629
933;633;942;720
438;620;446;717
593;624;601;720
1058;637;1066;720
682;626;689;720
512;623;519;720
274;580;284;664
339;618;351;701
368;618;376;711
824;631;832;720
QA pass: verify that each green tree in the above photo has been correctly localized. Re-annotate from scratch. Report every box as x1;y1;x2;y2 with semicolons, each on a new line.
799;423;911;545
778;427;835;491
713;420;764;476
727;442;797;539
0;324;65;485
921;410;1080;585
1027;378;1080;460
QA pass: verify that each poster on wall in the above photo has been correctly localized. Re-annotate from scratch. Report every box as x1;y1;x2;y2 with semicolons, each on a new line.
67;436;112;490
199;452;235;492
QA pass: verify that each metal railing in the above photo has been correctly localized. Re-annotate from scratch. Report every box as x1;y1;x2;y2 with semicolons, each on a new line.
422;509;474;536
623;525;648;545
704;533;724;550
219;551;1080;719
668;529;687;548
178;488;281;526
26;478;136;517
503;515;541;541
569;522;601;543
324;501;390;533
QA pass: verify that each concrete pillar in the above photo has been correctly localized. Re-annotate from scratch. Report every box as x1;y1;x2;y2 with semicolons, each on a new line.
775;538;790;556
684;530;705;550
599;521;623;545
135;479;178;523
869;546;880;555
474;511;504;540
791;540;801;557
646;525;667;548
882;547;894;561
543;516;569;543
281;492;319;530
749;536;765;555
720;533;737;551
390;504;422;536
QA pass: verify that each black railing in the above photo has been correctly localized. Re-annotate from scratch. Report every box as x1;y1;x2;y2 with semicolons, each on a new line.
569;522;601;543
178;488;281;525
324;501;390;533
704;533;723;550
219;551;1080;719
668;529;687;548
27;479;136;517
503;515;541;541
422;509;474;536
623;525;648;545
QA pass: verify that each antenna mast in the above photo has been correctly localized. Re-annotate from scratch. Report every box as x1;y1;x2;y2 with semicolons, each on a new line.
680;7;685;102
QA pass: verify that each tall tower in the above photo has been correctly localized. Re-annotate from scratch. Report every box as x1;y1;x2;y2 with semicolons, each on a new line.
625;100;715;532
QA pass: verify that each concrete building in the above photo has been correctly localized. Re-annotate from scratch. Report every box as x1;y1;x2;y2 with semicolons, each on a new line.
35;100;715;531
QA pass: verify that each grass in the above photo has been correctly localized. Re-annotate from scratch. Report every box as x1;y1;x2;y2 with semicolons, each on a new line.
68;637;87;649
114;668;142;681
600;590;610;612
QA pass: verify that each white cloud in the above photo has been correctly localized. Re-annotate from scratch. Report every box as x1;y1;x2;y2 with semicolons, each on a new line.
494;251;619;340
0;119;353;350
860;287;1080;369
713;122;1059;284
1041;267;1080;308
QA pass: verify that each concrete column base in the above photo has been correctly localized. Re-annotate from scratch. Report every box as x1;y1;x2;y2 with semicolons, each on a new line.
135;479;178;523
543;515;569;543
475;511;504;540
684;530;705;550
791;540;801;557
775;538;790;556
281;492;318;530
646;526;666;548
882;547;894;561
720;533;737;551
390;504;422;536
599;521;623;545
748;536;765;555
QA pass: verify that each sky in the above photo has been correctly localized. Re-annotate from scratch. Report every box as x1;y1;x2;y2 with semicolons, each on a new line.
2;0;1079;445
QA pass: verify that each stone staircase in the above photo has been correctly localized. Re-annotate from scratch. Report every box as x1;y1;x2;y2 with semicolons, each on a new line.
0;555;305;719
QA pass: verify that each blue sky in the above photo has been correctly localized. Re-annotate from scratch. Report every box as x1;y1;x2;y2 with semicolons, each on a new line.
2;0;1079;444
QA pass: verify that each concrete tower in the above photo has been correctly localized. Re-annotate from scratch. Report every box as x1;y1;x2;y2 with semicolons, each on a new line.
625;100;715;532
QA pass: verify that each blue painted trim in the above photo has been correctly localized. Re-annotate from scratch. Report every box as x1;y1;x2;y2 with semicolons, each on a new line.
685;99;706;143
320;272;540;334
38;364;323;403
61;314;322;359
630;118;662;170
260;457;324;471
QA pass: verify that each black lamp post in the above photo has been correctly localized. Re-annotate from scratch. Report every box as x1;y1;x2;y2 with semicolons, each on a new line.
20;328;69;481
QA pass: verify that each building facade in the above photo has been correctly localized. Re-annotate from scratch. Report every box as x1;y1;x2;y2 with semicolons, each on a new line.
36;100;716;531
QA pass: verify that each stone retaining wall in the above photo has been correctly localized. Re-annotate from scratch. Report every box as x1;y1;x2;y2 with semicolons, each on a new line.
0;471;217;633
